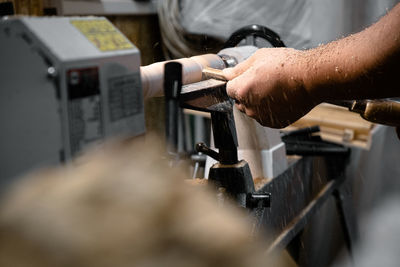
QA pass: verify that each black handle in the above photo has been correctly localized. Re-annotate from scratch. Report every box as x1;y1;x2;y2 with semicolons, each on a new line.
196;142;219;161
224;24;285;48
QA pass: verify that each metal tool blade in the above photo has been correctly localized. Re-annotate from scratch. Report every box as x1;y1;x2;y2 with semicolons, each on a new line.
179;78;232;113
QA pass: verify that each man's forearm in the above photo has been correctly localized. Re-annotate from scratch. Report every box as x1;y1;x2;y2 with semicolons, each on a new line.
223;3;400;128
304;3;400;102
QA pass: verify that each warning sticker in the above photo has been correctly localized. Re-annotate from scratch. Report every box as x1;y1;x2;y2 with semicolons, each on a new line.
71;19;134;52
108;73;143;122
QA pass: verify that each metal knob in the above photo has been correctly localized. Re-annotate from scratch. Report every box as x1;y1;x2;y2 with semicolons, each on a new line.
246;193;271;208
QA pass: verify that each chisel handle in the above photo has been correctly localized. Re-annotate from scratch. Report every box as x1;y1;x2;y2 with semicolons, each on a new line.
353;100;400;127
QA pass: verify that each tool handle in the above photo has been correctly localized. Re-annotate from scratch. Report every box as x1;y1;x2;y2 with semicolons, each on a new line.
202;67;227;81
357;100;400;127
196;142;219;161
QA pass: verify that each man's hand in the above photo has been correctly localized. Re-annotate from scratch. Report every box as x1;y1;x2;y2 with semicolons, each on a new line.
223;48;320;128
223;3;400;131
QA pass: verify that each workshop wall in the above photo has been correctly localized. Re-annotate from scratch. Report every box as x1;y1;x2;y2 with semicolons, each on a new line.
179;0;312;49
0;0;42;15
176;0;400;49
310;0;400;47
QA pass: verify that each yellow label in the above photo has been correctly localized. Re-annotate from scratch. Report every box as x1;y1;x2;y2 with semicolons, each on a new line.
71;19;134;52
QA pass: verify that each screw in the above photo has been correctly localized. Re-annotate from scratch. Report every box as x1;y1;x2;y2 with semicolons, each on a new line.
47;66;57;78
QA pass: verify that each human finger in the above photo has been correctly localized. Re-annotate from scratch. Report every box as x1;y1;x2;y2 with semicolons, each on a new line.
222;56;256;80
235;102;246;113
226;68;254;102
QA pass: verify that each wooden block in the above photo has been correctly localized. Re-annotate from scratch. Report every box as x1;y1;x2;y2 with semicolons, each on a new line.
285;103;375;149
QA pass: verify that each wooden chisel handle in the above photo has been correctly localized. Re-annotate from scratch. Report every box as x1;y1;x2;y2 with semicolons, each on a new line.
351;100;400;127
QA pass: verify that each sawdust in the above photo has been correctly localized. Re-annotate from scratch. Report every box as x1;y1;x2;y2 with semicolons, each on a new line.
253;177;270;191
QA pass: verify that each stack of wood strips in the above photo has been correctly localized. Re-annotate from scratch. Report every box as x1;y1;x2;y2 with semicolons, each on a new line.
284;103;375;149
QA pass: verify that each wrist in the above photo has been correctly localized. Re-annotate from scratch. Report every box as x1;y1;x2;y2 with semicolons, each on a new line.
296;49;325;105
